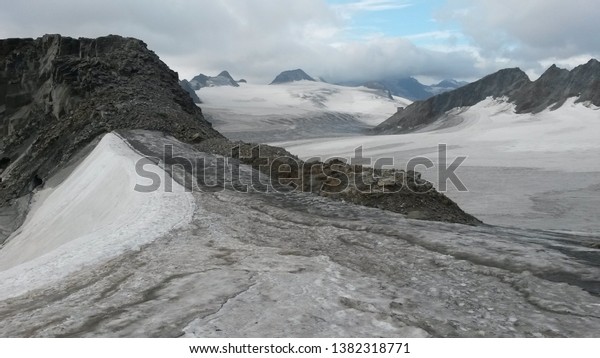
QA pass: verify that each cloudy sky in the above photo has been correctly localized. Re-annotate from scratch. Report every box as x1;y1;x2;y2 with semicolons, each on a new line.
1;0;598;84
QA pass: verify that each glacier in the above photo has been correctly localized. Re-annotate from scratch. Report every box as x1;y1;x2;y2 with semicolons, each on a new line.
0;130;598;337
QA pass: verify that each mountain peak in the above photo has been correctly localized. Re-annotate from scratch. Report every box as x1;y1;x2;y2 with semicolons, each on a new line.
217;70;235;81
270;69;315;85
188;70;239;89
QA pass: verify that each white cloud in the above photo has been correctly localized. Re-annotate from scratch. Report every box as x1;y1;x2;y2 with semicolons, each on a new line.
334;0;412;12
0;0;597;84
438;0;600;75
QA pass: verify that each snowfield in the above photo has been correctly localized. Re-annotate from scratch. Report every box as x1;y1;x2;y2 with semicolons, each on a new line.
0;130;597;337
0;133;194;300
198;81;410;142
271;98;600;233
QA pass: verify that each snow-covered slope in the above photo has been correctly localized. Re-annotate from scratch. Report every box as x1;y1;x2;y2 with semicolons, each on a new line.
198;81;410;142
273;97;600;232
0;133;194;300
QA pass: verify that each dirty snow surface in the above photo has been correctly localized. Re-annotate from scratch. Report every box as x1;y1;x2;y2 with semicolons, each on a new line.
0;130;598;338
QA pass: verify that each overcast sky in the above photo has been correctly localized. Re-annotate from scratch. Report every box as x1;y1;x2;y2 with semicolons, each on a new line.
1;0;598;84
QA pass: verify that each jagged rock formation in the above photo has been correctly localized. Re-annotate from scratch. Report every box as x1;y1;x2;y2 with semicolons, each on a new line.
513;59;600;113
374;60;600;134
188;70;240;90
270;69;315;84
0;34;222;205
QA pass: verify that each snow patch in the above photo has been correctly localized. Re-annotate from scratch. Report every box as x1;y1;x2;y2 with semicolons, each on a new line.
0;132;194;300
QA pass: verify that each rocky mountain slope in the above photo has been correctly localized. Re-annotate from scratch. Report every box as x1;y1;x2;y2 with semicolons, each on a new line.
374;60;600;134
270;69;315;84
0;35;222;206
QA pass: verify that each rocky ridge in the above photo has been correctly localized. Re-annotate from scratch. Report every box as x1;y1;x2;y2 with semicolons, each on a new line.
188;70;242;90
374;60;600;134
0;34;222;205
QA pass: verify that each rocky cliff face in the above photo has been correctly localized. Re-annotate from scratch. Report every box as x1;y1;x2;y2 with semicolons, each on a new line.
0;34;222;205
374;60;600;134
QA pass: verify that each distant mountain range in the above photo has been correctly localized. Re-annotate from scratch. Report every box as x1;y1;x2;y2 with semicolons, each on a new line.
339;77;469;101
182;68;467;102
180;70;246;103
186;70;245;90
374;59;600;134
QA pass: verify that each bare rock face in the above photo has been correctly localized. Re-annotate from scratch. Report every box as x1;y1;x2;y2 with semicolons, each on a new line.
0;34;222;204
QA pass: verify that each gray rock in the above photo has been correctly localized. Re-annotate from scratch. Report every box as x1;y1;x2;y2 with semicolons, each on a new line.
0;34;222;205
270;69;315;85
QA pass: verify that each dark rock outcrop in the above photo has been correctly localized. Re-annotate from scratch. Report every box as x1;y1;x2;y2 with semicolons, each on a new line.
0;34;222;205
196;138;481;225
374;60;600;134
270;69;315;85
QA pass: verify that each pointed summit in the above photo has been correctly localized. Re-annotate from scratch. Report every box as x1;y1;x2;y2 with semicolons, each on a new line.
217;70;236;82
188;70;240;89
